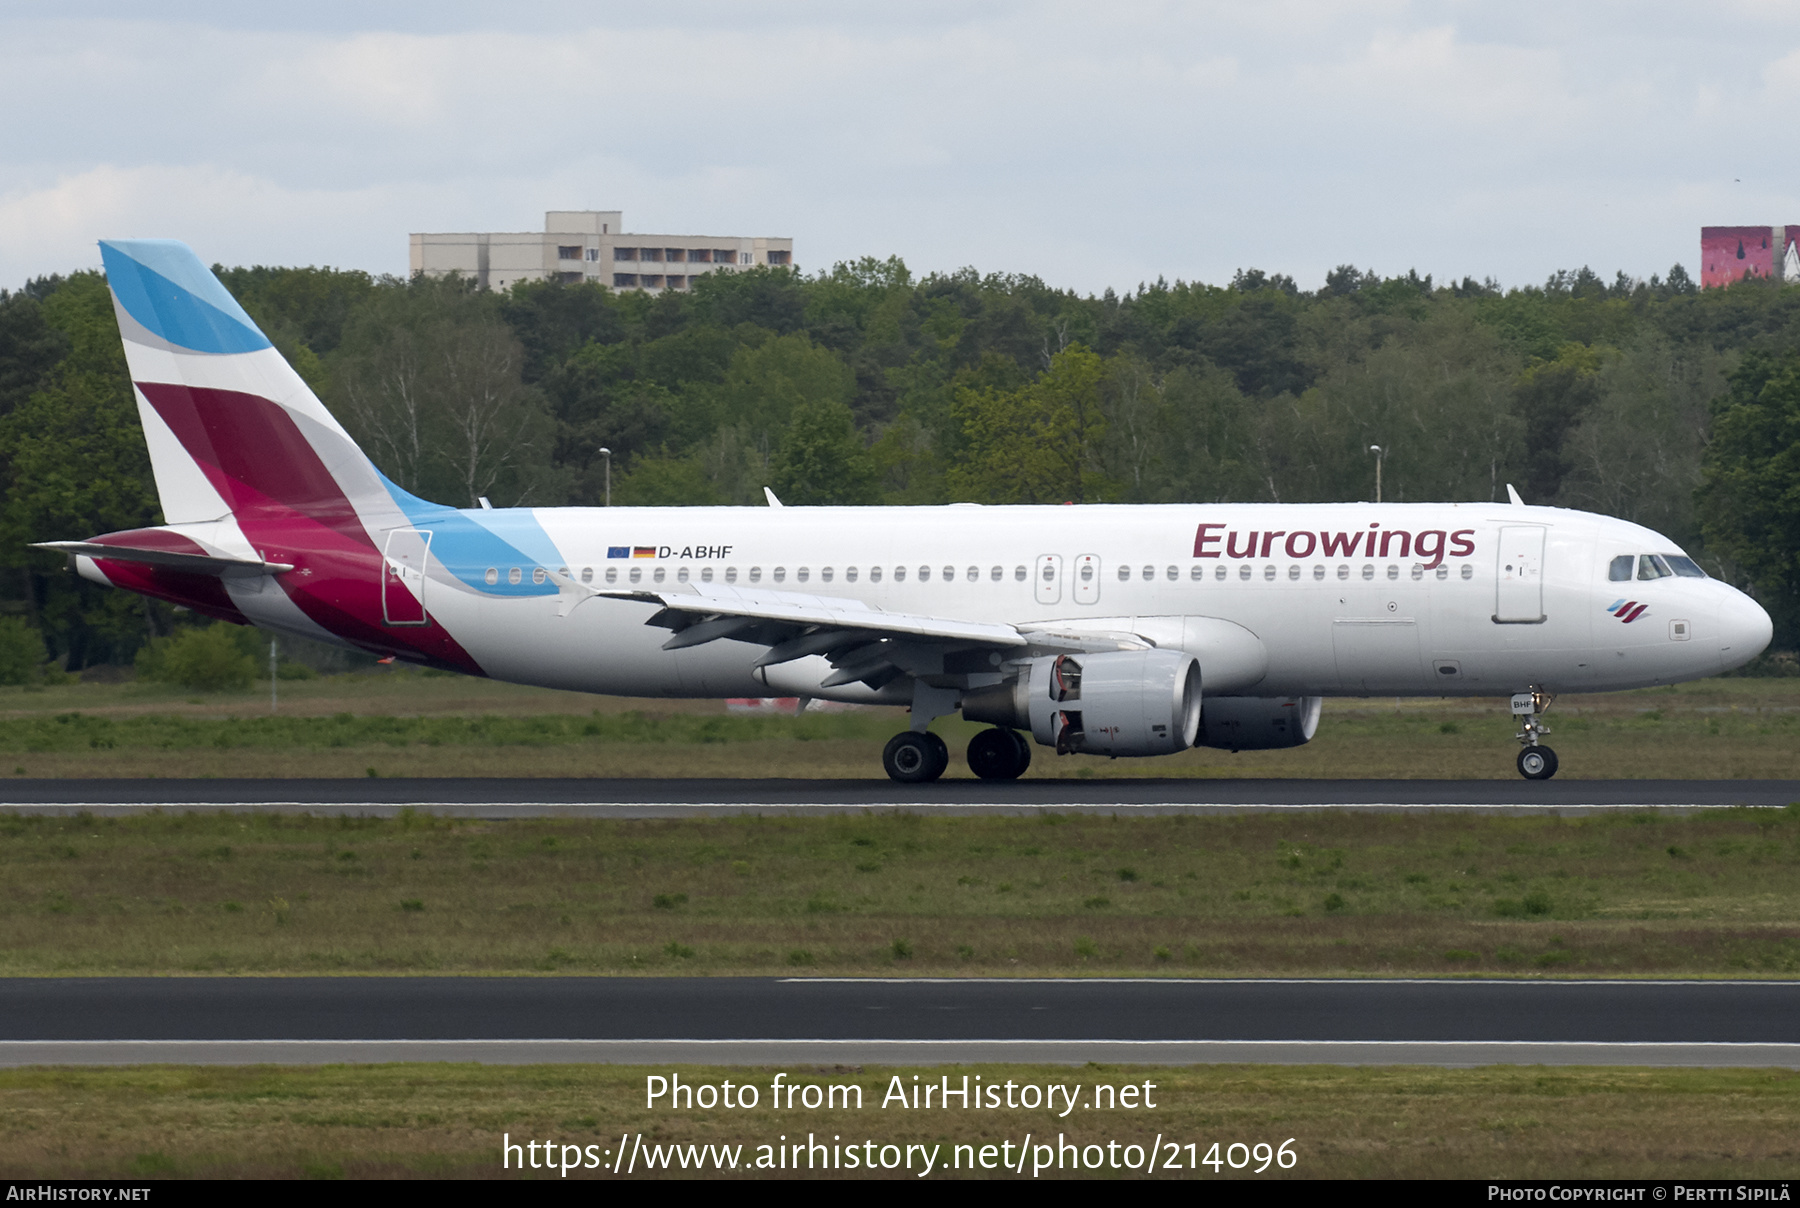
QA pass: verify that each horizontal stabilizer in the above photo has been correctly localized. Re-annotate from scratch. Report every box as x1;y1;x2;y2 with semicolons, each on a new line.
33;541;293;578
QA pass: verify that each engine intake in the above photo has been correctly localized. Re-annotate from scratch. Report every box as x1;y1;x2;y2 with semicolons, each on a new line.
1196;696;1322;751
963;650;1202;757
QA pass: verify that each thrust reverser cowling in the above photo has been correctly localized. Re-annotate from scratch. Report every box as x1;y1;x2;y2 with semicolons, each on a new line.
1195;696;1323;751
962;649;1202;756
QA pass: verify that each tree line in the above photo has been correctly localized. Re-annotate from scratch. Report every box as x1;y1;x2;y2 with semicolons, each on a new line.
2;252;1798;670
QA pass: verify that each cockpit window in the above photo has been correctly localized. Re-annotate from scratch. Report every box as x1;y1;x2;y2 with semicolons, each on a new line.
1608;555;1634;582
1664;554;1707;579
1637;554;1673;581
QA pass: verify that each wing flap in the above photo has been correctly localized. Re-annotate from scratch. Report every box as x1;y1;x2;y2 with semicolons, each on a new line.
597;585;1029;649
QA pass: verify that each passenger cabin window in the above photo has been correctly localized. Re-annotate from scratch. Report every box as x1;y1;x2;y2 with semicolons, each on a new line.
484;568;498;585
1638;554;1673;581
580;567;593;584
1116;565;1130;582
846;567;859;582
1608;555;1634;582
1014;566;1027;581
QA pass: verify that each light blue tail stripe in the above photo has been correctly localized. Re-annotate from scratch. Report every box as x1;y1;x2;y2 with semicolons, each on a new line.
99;240;271;355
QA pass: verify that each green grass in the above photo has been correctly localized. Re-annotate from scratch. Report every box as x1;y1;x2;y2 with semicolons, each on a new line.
3;671;1800;778
3;1063;1797;1179
5;808;1799;976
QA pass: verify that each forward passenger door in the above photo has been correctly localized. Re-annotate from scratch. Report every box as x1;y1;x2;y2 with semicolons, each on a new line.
1495;526;1547;624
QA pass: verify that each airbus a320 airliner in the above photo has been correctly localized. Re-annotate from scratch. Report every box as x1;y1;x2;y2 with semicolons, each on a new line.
40;241;1774;782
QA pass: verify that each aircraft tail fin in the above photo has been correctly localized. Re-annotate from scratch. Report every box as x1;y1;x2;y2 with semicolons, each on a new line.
98;239;418;534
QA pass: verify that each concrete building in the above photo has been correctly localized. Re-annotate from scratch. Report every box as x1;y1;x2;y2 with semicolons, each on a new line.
410;211;794;293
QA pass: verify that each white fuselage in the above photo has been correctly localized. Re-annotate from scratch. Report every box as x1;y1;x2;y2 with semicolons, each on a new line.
220;500;1769;703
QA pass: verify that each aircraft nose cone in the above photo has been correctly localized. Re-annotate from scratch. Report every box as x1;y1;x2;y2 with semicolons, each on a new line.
1718;588;1774;673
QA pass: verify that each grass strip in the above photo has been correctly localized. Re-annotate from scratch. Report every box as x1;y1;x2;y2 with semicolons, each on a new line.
5;808;1799;977
2;1063;1797;1179
0;674;1797;778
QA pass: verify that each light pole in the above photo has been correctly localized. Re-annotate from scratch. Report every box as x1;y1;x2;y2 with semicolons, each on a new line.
598;447;611;507
1368;444;1384;504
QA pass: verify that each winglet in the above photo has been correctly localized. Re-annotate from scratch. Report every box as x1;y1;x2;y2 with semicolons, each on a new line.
1506;483;1525;506
763;487;784;508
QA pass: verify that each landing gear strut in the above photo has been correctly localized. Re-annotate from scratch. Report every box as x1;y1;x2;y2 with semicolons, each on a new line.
1510;687;1558;780
883;681;957;783
967;727;1031;780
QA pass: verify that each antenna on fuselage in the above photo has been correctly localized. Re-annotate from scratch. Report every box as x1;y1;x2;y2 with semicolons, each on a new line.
1506;484;1525;506
763;487;785;508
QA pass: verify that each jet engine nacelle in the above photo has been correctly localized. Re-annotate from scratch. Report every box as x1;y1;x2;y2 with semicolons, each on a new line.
963;649;1202;756
1196;696;1323;751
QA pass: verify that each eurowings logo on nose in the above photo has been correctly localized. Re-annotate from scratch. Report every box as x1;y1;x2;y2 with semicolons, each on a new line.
1607;599;1648;623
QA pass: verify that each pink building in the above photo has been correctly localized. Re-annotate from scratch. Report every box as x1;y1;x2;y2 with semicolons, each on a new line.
1701;225;1800;288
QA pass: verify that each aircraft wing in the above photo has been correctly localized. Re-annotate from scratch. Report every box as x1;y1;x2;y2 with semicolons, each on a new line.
591;584;1144;689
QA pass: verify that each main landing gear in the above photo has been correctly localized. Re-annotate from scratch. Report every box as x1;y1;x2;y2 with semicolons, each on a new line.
882;727;1032;783
1511;687;1558;780
882;731;949;784
881;681;1031;784
967;727;1032;780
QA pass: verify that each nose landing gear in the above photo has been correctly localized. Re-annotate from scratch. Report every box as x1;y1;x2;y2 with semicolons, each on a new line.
1511;688;1558;780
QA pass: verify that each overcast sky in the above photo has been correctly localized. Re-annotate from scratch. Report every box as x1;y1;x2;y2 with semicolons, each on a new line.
4;1;1798;295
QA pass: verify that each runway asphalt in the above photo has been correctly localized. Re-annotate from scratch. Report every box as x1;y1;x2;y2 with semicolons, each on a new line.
5;977;1799;1067
0;777;1795;815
